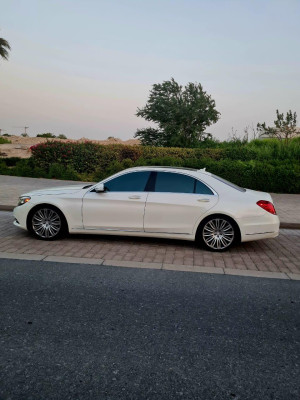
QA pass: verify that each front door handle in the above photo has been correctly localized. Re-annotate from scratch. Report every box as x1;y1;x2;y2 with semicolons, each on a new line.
197;198;210;202
129;195;141;199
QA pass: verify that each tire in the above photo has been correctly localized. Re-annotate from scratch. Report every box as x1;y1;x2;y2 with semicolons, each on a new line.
29;206;67;240
198;216;238;252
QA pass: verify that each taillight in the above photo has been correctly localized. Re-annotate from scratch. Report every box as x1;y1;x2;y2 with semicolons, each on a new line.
256;200;276;215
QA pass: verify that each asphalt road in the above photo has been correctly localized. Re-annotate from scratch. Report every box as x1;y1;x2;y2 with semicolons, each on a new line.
0;259;299;400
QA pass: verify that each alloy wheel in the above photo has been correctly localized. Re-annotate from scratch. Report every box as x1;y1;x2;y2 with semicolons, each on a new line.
32;208;62;239
202;218;234;250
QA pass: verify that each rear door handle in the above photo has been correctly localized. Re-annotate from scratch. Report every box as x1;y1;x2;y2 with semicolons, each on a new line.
197;198;210;202
129;195;141;199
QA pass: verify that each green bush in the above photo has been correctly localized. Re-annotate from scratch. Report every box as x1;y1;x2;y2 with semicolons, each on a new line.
30;139;299;174
31;141;103;173
1;157;22;166
0;160;9;175
48;163;79;180
191;159;299;193
13;160;35;177
0;158;79;181
0;137;11;144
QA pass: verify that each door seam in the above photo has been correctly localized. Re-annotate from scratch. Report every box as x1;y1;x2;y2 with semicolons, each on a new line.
143;192;149;232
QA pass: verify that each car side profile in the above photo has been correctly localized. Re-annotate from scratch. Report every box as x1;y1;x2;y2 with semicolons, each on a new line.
13;167;280;251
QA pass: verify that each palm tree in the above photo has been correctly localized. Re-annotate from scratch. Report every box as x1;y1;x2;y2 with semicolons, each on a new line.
0;38;11;61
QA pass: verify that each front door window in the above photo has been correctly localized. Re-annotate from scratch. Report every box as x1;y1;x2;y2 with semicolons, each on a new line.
104;171;151;192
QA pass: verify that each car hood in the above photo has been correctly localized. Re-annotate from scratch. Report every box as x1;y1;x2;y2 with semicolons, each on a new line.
22;185;92;197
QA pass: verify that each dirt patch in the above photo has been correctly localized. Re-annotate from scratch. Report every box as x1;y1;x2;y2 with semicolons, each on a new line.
0;136;140;158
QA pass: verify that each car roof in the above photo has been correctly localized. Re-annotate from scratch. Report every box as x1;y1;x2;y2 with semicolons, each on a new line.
124;166;210;175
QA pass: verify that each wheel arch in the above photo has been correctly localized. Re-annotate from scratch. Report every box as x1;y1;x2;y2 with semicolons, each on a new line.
26;203;69;233
195;213;241;243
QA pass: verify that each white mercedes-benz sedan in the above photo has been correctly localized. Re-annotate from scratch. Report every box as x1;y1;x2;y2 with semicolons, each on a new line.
13;166;280;251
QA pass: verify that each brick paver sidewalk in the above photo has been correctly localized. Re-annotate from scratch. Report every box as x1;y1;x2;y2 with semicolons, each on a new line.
1;211;299;276
0;175;299;226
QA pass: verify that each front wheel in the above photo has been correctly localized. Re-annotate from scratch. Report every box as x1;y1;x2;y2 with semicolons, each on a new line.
29;206;66;240
199;217;237;251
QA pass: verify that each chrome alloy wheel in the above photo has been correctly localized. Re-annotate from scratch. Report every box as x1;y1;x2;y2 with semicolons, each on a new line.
202;218;234;250
32;208;61;239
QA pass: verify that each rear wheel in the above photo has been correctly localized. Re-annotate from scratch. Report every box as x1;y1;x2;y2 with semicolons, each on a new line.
199;216;236;251
29;206;66;240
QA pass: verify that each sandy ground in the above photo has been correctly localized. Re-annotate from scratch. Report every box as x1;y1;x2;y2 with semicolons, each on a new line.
0;135;140;158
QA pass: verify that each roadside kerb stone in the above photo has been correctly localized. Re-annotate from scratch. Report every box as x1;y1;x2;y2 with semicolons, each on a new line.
224;268;289;280
286;273;300;281
163;264;224;274
102;260;162;269
0;252;45;261
279;222;300;229
43;255;104;265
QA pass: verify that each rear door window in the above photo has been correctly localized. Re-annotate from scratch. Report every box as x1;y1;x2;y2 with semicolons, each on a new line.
155;172;194;193
195;180;214;195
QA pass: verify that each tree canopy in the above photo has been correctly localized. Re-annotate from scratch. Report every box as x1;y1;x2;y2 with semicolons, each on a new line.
135;78;220;147
0;38;11;61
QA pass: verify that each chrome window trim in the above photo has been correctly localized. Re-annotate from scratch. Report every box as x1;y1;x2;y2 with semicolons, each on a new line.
89;169;218;196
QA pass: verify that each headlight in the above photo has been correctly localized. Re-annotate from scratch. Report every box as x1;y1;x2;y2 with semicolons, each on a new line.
18;196;31;206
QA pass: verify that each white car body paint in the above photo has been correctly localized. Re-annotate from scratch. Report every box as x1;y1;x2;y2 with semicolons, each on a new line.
13;167;280;245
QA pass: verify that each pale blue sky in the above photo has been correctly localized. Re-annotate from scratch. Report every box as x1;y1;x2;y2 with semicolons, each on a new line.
1;0;299;140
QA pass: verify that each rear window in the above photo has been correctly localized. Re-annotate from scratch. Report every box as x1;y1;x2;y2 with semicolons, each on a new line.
155;172;194;193
154;172;214;195
210;174;246;192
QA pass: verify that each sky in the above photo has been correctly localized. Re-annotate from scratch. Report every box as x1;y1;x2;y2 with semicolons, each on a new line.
1;0;299;141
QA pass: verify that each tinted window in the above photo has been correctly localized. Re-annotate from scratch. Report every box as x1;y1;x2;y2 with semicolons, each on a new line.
105;172;151;192
155;172;195;193
195;180;214;195
210;174;246;192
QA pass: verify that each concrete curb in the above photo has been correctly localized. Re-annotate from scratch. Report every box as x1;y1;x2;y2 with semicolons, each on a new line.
1;205;300;229
0;252;299;281
279;222;300;229
0;205;14;211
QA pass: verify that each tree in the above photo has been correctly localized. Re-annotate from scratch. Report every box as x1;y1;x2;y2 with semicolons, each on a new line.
257;110;298;143
135;78;220;147
0;38;11;61
134;128;165;147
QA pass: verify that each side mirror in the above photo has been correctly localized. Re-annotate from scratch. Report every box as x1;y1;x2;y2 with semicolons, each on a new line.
95;183;105;193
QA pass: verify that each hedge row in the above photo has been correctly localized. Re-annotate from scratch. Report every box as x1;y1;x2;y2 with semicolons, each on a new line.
1;155;299;193
29;138;300;173
0;139;299;193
